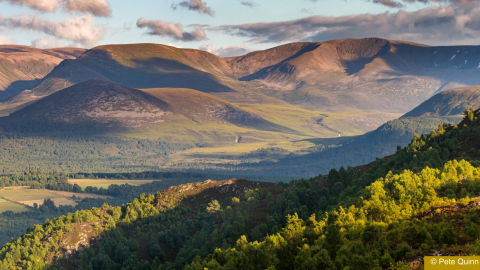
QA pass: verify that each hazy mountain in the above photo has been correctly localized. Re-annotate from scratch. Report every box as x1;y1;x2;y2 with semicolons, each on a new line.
402;85;480;117
0;45;85;101
11;44;234;104
227;38;480;112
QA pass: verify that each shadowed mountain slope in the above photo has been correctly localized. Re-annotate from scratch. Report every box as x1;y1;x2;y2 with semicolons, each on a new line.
0;45;85;101
7;80;303;143
402;85;480;117
14;44;235;104
227;38;480;112
10;79;259;127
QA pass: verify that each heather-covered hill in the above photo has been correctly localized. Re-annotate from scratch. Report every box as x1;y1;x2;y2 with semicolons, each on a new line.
0;45;85;101
402;85;480;117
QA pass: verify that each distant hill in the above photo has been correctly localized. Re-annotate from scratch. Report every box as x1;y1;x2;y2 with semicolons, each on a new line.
7;79;300;142
12;44;235;104
227;38;480;112
11;79;260;125
402;85;480;117
0;45;85;101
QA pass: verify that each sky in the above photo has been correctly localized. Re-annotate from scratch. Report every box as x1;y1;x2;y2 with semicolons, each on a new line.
0;0;480;57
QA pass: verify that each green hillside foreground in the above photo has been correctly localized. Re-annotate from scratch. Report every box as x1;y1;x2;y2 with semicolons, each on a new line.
3;110;480;269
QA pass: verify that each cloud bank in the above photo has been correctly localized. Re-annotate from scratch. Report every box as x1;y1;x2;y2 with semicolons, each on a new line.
0;0;112;17
372;0;480;8
172;0;215;16
211;5;480;45
200;44;251;57
137;18;207;41
0;14;105;46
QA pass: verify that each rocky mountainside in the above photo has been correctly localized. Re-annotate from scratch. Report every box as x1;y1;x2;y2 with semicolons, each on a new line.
402;85;480;117
0;45;85;101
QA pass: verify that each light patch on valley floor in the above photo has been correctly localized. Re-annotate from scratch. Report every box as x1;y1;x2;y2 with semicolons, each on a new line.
68;179;156;189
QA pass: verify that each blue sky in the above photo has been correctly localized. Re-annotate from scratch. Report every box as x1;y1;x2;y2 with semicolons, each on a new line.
0;0;478;57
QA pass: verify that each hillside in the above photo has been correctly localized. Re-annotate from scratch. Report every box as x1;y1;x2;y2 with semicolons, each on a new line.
7;79;295;138
6;39;480;115
0;45;85;101
403;85;480;117
10;44;235;104
3;111;480;269
227;38;480;112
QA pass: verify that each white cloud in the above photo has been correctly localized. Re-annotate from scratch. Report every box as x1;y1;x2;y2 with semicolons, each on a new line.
0;36;16;45
0;14;105;47
200;44;251;57
136;18;207;42
0;0;112;17
31;36;83;49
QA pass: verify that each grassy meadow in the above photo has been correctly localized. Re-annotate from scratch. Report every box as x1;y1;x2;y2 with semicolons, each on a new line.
68;179;156;189
0;187;110;209
0;198;29;213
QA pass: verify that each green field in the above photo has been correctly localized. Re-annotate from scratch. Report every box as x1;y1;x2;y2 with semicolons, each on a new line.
0;199;30;213
68;179;156;189
0;188;110;208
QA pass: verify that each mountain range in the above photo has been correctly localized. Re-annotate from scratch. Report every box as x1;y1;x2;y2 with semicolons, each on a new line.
0;38;479;176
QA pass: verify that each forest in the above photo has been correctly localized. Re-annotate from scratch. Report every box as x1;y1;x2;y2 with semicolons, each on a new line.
0;171;289;247
0;109;480;269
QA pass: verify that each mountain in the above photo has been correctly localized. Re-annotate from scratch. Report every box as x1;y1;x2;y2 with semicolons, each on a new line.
402;85;480;117
227;38;480;112
6;79;303;143
2;110;480;269
10;79;261;126
10;44;235;104
0;45;85;101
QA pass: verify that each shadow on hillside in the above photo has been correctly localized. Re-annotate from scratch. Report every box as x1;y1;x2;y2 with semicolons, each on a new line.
238;43;321;82
343;42;391;75
38;49;236;94
1;79;42;102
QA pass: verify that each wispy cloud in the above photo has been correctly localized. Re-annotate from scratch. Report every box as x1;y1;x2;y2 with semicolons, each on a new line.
0;0;112;17
200;44;251;57
31;36;83;48
137;18;207;42
239;0;257;7
0;14;105;46
211;5;480;45
171;0;215;16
